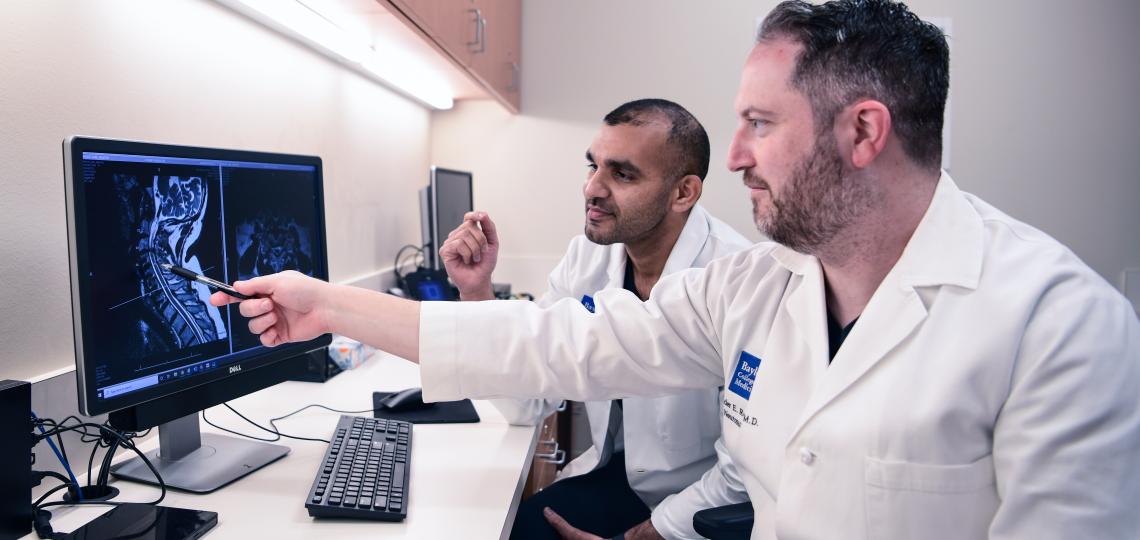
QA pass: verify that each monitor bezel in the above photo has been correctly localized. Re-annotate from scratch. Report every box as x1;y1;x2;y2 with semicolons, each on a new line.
64;135;331;417
428;166;473;272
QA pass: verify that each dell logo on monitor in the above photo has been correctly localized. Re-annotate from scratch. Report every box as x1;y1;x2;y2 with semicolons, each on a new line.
229;365;242;374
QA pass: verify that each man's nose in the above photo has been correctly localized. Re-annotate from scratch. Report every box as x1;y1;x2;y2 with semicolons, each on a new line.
726;126;754;172
583;170;609;199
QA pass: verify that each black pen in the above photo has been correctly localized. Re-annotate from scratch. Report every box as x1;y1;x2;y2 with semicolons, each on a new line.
162;263;253;300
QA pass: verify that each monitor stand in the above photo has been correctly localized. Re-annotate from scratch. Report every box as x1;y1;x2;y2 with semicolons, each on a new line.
111;413;289;493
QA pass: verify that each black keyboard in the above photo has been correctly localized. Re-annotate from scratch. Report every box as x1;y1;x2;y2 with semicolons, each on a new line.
305;415;412;520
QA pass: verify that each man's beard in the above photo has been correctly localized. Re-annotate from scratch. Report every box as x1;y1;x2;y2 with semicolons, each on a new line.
752;134;877;254
584;188;672;246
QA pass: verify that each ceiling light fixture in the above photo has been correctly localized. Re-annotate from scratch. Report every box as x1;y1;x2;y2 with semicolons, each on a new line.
216;0;454;110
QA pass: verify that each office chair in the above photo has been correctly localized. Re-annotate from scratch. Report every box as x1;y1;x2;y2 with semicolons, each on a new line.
692;501;754;540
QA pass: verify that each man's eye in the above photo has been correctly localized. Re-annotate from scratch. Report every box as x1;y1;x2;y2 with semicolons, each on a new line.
586;163;598;173
614;170;629;180
750;119;768;129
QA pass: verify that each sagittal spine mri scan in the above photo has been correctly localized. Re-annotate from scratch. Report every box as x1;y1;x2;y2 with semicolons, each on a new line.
116;173;227;354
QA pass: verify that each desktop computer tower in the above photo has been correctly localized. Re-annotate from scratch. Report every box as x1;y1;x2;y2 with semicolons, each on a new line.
0;379;33;538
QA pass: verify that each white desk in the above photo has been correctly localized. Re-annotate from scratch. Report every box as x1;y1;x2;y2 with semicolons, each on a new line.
30;353;539;539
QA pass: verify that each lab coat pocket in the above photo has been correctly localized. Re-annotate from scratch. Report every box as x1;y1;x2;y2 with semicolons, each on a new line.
864;454;998;540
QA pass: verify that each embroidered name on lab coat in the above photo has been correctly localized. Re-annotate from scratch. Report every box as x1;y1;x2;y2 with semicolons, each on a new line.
580;295;595;313
729;351;761;400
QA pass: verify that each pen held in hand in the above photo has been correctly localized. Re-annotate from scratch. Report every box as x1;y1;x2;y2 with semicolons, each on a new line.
162;263;253;300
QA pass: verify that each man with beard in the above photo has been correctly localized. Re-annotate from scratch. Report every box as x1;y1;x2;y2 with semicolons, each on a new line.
215;0;1140;537
437;99;752;540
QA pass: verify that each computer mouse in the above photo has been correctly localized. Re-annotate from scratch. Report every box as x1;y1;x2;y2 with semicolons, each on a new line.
380;387;431;412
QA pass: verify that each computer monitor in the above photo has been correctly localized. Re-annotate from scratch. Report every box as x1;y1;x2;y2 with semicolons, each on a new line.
421;166;473;271
63;136;331;493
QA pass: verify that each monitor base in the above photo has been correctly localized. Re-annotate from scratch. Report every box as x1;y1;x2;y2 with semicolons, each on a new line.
112;432;289;493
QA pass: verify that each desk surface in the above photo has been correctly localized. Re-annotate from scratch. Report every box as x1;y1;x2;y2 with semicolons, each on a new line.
31;353;538;539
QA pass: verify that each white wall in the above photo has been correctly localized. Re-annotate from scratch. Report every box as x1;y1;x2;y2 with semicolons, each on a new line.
0;0;431;383
432;0;1140;296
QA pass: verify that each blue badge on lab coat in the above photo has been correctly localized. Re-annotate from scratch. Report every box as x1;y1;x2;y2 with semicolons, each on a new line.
728;351;762;400
580;295;595;313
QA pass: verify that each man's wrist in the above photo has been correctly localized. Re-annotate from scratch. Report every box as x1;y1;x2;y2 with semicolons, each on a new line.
623;518;665;540
458;283;495;301
321;282;344;335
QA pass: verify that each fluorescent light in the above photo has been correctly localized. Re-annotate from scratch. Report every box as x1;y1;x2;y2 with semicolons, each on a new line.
360;49;453;112
217;0;454;110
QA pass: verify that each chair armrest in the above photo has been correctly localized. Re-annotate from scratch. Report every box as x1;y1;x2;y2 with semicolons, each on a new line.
692;501;754;540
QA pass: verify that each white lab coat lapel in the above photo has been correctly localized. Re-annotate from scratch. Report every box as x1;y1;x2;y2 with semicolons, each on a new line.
771;248;831;378
790;274;928;438
786;173;983;441
659;206;711;276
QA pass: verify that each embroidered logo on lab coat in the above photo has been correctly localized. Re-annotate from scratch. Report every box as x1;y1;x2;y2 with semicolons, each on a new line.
580;295;595;313
728;351;761;400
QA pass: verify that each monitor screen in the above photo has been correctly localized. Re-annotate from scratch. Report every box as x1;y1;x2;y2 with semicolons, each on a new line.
429;167;473;271
64;137;329;417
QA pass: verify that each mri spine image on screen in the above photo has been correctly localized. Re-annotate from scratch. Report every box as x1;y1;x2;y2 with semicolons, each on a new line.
118;174;227;355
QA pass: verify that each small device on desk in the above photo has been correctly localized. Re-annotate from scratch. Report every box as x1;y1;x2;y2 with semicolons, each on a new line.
305;415;413;521
57;503;217;540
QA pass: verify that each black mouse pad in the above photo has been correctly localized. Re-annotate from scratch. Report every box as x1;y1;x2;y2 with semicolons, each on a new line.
372;392;481;424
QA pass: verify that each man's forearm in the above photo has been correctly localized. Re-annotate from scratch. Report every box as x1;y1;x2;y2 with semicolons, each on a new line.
326;284;421;362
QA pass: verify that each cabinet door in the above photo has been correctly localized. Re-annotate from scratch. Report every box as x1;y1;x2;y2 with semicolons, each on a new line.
389;0;477;68
469;0;520;110
523;410;564;498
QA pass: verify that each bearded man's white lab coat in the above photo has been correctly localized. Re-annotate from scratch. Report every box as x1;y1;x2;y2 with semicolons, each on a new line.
420;174;1140;539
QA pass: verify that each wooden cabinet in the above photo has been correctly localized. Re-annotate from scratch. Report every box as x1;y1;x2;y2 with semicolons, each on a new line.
468;0;521;110
386;0;521;112
522;408;568;498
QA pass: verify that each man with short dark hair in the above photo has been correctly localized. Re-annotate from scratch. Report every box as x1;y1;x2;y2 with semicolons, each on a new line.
216;1;1140;537
439;99;751;540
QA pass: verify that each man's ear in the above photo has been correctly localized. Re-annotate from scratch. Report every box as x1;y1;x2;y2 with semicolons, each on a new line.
836;99;891;169
671;175;703;213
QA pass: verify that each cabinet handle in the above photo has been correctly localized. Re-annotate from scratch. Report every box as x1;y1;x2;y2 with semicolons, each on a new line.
467;8;486;53
555;400;567;412
536;448;566;465
508;61;520;92
537;438;557;451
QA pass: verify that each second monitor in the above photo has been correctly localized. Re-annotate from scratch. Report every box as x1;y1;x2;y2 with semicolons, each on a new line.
419;167;473;272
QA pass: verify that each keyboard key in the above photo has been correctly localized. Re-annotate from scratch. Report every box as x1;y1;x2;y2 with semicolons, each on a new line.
360;497;372;507
393;464;405;488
